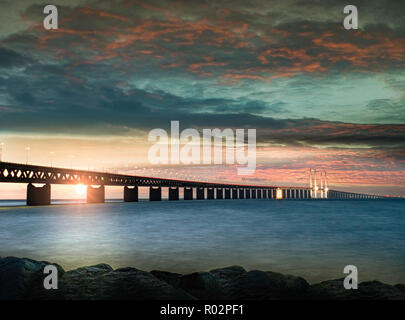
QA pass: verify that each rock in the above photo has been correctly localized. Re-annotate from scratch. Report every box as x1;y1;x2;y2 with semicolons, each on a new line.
208;266;246;298
210;266;246;282
57;264;114;300
58;266;193;300
150;270;182;288
179;272;223;300
395;284;405;294
92;268;194;300
355;281;405;300
0;256;64;300
223;270;309;300
2;257;404;300
309;279;405;300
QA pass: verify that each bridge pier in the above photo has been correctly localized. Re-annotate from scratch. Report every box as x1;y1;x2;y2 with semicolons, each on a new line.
246;189;251;199
207;188;215;199
216;188;223;199
257;189;262;199
124;186;138;202
27;183;51;206
238;189;245;199
184;187;193;200
196;188;205;200
169;187;179;200
150;186;162;201
225;188;231;199
232;189;238;199
87;185;105;203
252;189;257;199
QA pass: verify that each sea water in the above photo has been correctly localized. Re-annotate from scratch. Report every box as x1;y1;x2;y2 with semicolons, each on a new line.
0;199;404;284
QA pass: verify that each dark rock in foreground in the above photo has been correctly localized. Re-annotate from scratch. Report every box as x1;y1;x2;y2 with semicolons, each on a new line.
1;257;404;300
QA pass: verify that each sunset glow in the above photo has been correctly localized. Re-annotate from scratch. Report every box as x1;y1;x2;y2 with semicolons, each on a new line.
75;184;87;196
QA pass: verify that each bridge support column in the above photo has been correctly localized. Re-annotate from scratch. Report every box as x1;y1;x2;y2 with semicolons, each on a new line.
207;188;215;200
27;183;51;206
225;188;231;199
149;186;162;201
124;186;138;202
169;187;179;200
282;189;286;199
232;189;238;199
87;185;105;203
184;187;193;200
246;189;251;199
252;189;257;199
270;189;274;199
238;189;245;199
196;188;205;200
216;188;223;199
257;189;262;199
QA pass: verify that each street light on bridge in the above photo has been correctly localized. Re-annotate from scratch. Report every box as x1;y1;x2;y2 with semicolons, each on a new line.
50;151;55;167
0;142;4;162
25;147;30;164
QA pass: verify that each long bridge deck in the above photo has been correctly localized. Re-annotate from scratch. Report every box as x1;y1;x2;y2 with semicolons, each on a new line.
0;161;383;205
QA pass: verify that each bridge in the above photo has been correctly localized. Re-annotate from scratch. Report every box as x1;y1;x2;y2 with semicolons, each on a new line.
0;161;383;206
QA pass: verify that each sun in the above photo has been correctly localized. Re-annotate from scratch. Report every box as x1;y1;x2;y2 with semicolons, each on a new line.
75;184;87;196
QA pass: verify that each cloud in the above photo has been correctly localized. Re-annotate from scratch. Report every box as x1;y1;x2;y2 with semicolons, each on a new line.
0;0;404;152
0;47;32;68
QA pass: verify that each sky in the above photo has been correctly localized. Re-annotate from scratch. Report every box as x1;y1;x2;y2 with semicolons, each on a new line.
0;0;404;198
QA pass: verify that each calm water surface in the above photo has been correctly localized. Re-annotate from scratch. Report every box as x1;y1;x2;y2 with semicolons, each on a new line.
0;199;404;284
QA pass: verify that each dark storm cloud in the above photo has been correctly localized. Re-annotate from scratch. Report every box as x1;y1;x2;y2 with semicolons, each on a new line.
0;47;32;68
1;68;405;150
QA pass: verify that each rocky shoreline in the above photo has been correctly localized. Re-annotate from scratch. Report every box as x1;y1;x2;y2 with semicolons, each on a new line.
1;256;404;300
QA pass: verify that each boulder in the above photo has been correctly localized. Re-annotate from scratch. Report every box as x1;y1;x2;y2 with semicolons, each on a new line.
308;279;405;300
209;265;247;282
0;256;64;300
150;270;182;288
179;272;223;300
57;264;114;300
59;266;193;300
222;270;309;300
